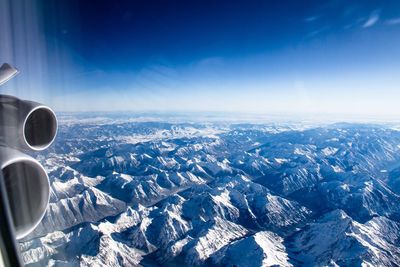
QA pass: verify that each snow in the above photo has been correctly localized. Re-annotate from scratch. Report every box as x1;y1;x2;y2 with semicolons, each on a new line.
20;116;400;266
213;231;292;267
186;217;248;265
322;147;339;156
275;158;288;164
332;165;344;173
291;210;400;266
254;232;292;267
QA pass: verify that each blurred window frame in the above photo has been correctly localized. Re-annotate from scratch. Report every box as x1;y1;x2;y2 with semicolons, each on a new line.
0;171;23;267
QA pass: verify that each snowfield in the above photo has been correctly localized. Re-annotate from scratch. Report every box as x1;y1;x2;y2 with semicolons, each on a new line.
20;114;400;267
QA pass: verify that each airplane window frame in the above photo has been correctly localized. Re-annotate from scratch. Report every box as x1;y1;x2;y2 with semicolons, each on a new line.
0;171;23;267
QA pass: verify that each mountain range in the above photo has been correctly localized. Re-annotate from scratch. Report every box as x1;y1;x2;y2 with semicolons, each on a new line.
19;115;400;266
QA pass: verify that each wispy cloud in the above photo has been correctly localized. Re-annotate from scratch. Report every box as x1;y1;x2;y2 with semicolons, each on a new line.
385;17;400;25
362;10;380;28
305;25;330;39
305;15;320;23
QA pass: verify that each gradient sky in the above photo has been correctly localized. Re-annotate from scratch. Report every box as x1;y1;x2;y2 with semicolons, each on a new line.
1;0;400;117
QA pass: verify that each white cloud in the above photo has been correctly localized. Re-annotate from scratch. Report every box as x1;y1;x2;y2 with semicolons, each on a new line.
385;17;400;25
363;10;380;28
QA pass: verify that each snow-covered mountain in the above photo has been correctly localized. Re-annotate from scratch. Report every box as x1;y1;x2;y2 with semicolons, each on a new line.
19;115;400;266
288;209;400;266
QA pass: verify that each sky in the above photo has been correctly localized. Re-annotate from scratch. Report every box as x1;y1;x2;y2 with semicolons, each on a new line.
1;0;400;118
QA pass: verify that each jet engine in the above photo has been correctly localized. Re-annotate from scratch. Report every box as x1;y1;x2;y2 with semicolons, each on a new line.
0;63;57;239
0;94;57;151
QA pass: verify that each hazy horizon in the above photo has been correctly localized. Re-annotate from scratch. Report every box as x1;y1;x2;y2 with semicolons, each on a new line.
54;110;400;126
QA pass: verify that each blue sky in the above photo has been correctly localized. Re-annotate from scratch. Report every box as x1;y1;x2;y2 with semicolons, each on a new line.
1;0;400;118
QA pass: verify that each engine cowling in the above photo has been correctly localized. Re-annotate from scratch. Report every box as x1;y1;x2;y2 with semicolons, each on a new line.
0;95;58;151
0;147;50;239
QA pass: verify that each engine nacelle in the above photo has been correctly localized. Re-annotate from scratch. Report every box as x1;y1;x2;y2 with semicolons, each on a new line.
0;147;50;239
0;95;58;151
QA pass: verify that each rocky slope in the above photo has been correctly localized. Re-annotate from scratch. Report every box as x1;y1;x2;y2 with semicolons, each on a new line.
19;115;400;266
